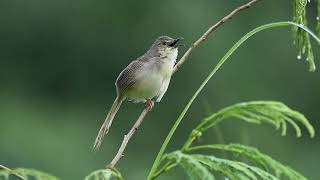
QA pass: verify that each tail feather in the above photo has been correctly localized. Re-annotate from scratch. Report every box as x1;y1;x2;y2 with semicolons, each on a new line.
92;96;124;152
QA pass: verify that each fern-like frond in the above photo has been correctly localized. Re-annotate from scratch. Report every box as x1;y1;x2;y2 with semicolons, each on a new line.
84;168;123;180
166;151;215;180
148;22;320;180
188;144;307;180
167;151;278;180
0;168;58;180
293;0;315;71
194;154;278;180
195;101;315;138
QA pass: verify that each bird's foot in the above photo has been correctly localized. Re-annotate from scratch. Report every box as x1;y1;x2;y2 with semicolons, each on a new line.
146;99;154;111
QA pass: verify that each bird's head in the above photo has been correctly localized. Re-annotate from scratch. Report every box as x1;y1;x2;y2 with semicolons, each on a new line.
149;36;183;58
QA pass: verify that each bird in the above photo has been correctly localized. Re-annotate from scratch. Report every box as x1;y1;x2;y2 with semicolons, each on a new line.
92;36;182;151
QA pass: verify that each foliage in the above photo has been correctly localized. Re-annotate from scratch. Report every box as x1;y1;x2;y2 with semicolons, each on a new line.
188;144;307;180
292;0;316;71
194;101;315;138
183;101;315;151
154;101;314;180
147;21;320;180
84;168;123;180
0;168;58;180
0;167;123;180
165;152;215;180
169;151;277;180
167;151;278;180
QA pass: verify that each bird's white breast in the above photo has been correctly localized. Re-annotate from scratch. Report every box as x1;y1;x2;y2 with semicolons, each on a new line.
159;48;178;77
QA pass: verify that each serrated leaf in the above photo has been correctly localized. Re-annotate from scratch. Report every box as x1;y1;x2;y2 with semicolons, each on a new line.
195;101;315;138
193;154;278;180
0;167;59;180
167;151;278;180
293;0;316;71
189;144;308;180
167;151;215;180
84;168;123;180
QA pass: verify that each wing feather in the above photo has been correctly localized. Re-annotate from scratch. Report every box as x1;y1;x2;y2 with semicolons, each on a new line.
115;59;146;96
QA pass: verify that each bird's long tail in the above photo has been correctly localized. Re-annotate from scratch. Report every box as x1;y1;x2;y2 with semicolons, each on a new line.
92;96;124;152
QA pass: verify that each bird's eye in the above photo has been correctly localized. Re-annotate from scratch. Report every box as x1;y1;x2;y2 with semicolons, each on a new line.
162;41;167;45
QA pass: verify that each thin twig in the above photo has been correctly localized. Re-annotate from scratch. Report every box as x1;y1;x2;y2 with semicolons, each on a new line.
173;0;261;73
109;108;149;168
108;0;261;168
0;164;26;180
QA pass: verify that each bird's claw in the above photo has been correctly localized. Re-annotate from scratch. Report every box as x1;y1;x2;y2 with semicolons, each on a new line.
146;99;154;111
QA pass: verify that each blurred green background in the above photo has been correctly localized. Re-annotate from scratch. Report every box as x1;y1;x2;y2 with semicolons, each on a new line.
1;0;319;179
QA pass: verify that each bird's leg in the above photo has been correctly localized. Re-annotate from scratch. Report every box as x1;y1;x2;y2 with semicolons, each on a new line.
146;99;154;111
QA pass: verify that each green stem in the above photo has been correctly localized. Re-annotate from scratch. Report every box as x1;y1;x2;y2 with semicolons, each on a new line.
151;162;177;180
182;135;197;151
187;144;223;152
186;144;246;153
147;21;320;180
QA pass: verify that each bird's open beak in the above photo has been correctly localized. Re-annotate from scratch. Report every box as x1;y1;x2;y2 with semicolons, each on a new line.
169;37;184;48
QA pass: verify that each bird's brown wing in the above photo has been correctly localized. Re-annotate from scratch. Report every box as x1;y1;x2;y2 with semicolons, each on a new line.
115;59;147;96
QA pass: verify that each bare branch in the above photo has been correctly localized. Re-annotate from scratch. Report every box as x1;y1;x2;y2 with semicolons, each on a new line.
0;164;26;180
108;0;261;168
109;107;149;168
173;0;261;73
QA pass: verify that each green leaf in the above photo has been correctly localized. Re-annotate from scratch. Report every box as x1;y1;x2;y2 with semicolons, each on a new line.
293;0;315;71
0;168;59;180
166;151;215;180
84;168;123;180
188;144;308;180
195;101;315;138
193;154;278;180
167;151;278;180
